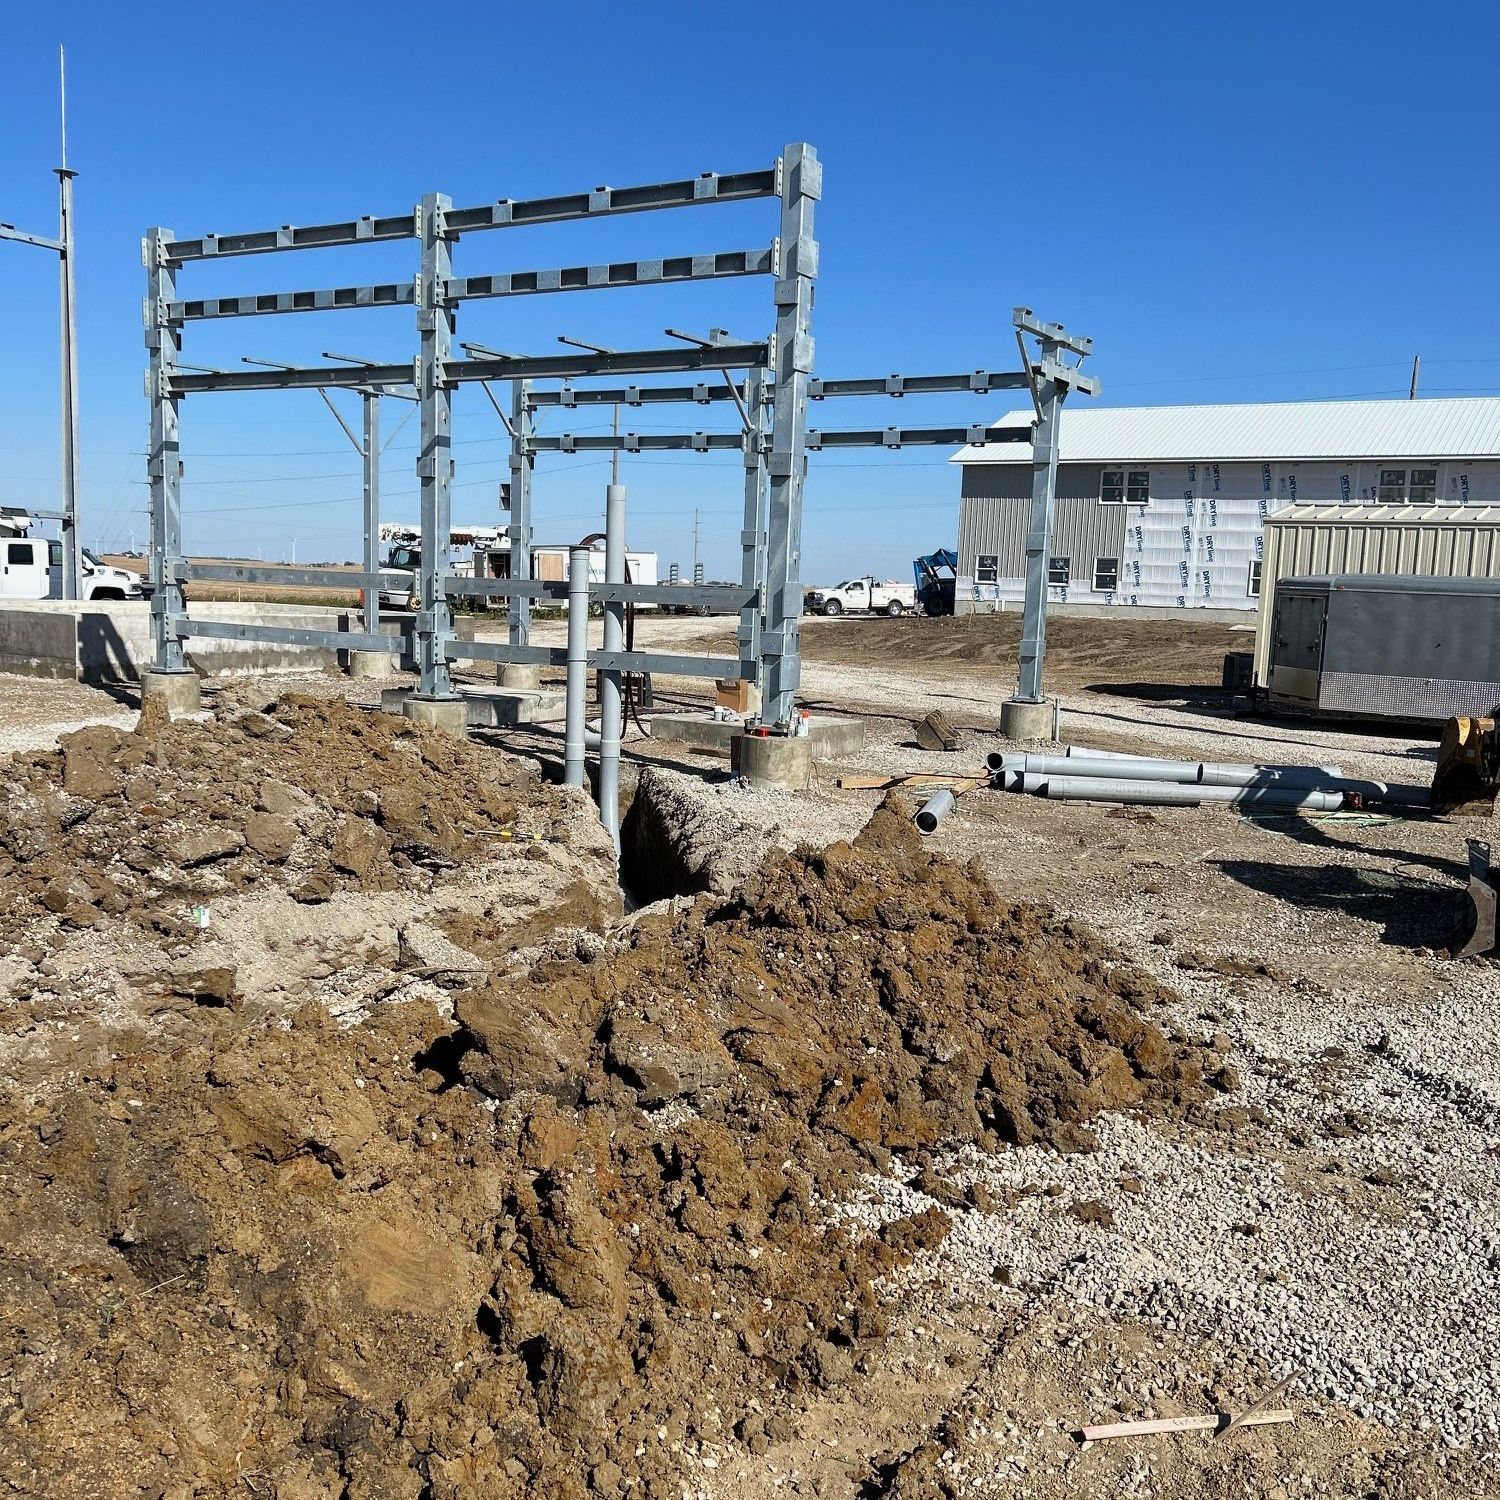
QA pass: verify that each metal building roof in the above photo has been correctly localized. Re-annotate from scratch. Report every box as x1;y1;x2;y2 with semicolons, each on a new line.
950;396;1500;466
1263;501;1500;528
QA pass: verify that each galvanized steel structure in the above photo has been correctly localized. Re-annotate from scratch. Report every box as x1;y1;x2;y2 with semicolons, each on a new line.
143;145;1089;802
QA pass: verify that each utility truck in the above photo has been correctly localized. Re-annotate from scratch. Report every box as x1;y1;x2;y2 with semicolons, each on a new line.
804;575;916;617
0;524;147;602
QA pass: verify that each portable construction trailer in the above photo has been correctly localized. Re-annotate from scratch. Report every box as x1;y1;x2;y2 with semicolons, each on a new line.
1253;502;1500;690
1264;574;1500;721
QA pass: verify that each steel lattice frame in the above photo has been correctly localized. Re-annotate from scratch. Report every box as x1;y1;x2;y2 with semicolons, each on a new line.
145;146;1097;731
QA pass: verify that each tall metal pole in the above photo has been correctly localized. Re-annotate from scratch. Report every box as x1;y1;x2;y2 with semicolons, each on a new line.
361;391;380;636
1015;372;1063;704
507;379;533;654
564;545;590;788
599;483;626;852
738;367;768;686
762;142;819;730
56;47;81;600
1409;354;1421;400
415;193;455;701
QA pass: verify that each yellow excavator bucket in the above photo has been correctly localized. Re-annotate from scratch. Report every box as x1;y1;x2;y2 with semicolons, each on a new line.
1432;713;1500;817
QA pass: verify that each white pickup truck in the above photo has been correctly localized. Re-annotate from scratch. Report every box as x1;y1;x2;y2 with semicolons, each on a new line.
804;575;916;617
0;537;148;601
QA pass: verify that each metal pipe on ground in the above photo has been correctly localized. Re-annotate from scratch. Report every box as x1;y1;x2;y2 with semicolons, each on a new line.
563;544;590;789
1018;773;1344;811
598;483;626;852
915;788;956;835
1010;751;1349;789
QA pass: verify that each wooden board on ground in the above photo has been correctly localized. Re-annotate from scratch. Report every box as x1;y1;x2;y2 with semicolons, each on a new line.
1079;1409;1294;1441
836;772;987;792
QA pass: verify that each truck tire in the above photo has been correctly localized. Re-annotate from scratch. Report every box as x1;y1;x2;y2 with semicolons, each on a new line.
885;599;905;617
405;590;421;612
822;598;842;616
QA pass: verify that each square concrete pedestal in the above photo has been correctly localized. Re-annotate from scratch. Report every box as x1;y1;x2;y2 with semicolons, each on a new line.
381;684;565;730
141;668;202;716
643;711;864;758
731;732;813;790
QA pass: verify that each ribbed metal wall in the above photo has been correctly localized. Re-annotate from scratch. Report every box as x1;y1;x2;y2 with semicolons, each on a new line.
959;462;1127;589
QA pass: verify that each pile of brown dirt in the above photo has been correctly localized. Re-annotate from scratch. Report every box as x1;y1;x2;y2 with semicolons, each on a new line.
0;796;1219;1498
0;695;556;939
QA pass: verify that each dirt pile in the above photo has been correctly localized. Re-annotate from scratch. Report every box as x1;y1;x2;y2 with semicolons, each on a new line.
0;796;1220;1498
0;695;557;939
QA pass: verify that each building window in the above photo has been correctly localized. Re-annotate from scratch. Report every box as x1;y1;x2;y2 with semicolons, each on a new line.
1409;467;1438;505
976;553;999;584
1101;469;1150;505
1248;559;1262;597
1377;468;1407;503
1092;557;1119;592
1048;556;1071;586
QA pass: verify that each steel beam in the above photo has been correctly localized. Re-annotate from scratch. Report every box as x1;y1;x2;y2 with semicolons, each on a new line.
0;222;63;252
447;640;565;668
415;192;455;700
527;382;746;408
161;168;779;263
171;282;416;320
175;561;408;591
145;228;186;672
448;246;773;301
165;342;769;397
526;431;751;454
761;143;819;729
171;617;389;653
593;650;740;680
56;167;82;600
807;371;1030;398
806;424;1026;450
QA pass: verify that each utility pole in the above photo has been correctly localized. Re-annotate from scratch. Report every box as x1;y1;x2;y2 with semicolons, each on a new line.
692;507;702;584
1409;354;1421;400
0;46;82;598
612;401;620;486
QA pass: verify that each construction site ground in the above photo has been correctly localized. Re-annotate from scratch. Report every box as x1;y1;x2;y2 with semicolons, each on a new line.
1;609;1494;1498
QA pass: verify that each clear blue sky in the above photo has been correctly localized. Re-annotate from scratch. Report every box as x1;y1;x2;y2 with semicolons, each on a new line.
2;1;1497;583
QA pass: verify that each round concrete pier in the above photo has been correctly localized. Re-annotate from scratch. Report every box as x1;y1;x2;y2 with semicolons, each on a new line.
999;696;1054;742
731;731;812;791
347;648;394;680
498;663;542;691
140;668;201;717
401;695;468;736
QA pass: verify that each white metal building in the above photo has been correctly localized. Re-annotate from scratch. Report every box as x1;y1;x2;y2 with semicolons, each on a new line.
949;396;1500;616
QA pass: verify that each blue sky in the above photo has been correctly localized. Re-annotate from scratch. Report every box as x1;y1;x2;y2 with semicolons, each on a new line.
1;1;1496;583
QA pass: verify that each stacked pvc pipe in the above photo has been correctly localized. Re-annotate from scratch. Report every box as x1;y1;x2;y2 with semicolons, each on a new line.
981;746;1429;812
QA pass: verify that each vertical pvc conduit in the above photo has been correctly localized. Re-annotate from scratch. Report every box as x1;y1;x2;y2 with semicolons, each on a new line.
564;544;590;789
599;485;626;852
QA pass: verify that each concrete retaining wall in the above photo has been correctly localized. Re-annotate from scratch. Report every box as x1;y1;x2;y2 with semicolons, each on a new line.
0;601;470;682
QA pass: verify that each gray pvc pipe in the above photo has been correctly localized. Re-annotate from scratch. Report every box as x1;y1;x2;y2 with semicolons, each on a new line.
1064;744;1345;781
1019;773;1343;811
915;788;955;834
563;545;590;789
598;484;626;852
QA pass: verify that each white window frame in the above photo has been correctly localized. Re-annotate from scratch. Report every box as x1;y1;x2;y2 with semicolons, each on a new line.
975;553;999;585
1248;559;1262;597
1048;555;1071;586
1100;468;1150;505
1091;556;1119;592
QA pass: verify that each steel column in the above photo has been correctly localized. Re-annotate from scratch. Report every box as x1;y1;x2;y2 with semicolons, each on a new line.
361;392;380;636
762;143;819;729
1015;373;1063;703
509;379;533;651
145;229;186;672
415;193;455;700
599;483;626;851
738;366;768;684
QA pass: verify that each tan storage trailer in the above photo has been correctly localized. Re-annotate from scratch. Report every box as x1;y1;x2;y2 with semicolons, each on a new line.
1252;503;1500;689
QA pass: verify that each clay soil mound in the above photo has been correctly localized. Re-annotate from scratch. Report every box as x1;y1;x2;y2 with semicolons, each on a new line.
0;796;1219;1499
0;695;545;939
